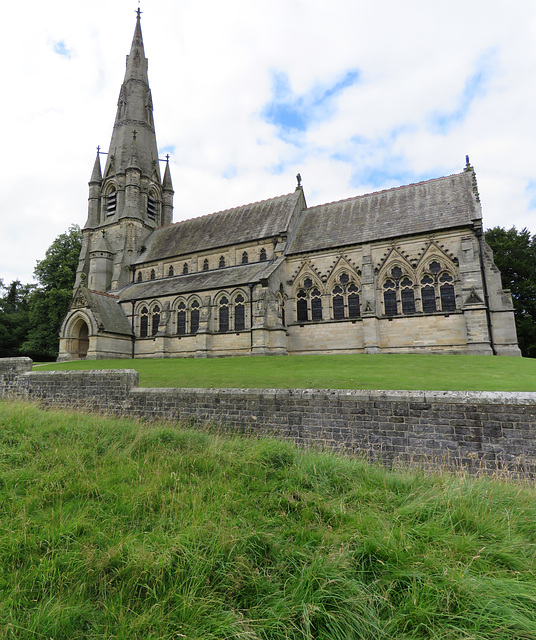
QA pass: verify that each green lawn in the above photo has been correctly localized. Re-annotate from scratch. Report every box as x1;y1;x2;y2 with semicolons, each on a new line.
36;353;536;391
1;400;536;639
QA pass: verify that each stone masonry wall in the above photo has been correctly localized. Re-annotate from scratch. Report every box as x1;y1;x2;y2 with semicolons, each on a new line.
1;358;535;477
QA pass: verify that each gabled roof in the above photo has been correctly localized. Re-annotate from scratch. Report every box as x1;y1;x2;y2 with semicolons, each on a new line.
120;260;281;302
83;289;133;335
135;191;302;263
288;171;480;255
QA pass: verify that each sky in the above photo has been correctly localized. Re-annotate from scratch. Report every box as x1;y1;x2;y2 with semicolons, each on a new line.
2;0;536;285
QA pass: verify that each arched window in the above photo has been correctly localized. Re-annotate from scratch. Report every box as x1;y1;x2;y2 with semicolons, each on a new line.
331;276;361;320
297;289;308;322
242;251;248;264
203;259;209;271
421;275;437;313
419;262;458;314
168;265;174;277
190;300;200;334
140;307;149;337
219;297;229;332
137;271;143;283
183;263;189;275
260;248;267;262
106;185;117;217
383;279;398;316
150;269;156;280
177;302;186;335
311;288;322;320
234;294;245;331
440;273;456;311
219;256;225;268
152;306;160;336
400;278;415;315
147;190;158;220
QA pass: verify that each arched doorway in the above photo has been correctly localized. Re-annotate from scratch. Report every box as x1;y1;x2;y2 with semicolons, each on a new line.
78;321;89;358
68;317;90;359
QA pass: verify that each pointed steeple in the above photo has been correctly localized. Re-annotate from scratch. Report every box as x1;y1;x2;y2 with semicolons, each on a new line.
90;149;102;183
104;10;160;181
161;157;174;225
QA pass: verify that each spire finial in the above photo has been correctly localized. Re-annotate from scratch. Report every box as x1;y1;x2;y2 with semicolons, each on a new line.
136;4;142;20
466;154;470;168
296;173;302;188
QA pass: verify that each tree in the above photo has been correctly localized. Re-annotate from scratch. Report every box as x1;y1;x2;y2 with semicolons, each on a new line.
485;226;536;358
22;225;82;360
0;279;34;358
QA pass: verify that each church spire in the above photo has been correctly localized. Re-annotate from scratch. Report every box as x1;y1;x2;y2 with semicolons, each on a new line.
104;10;159;181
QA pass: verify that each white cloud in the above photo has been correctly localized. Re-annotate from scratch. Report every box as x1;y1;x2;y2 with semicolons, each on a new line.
1;0;535;285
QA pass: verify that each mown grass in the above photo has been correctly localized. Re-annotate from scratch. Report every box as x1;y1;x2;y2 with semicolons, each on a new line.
1;400;536;639
36;353;536;391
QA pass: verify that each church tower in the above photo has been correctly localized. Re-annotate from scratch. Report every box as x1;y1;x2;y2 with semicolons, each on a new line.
75;10;174;292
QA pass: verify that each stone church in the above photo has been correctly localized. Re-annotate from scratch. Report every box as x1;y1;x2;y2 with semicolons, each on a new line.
58;13;520;360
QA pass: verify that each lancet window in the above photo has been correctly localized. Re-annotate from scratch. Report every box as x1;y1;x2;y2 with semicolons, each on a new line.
147;191;158;220
168;265;174;277
242;251;249;264
176;298;201;335
203;258;209;271
295;276;323;322
260;248;267;262
419;261;457;313
382;266;415;316
139;304;161;337
183;263;189;275
331;273;360;320
105;185;117;217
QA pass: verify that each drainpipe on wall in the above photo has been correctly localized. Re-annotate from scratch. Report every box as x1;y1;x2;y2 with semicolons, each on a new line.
248;283;254;353
130;300;136;359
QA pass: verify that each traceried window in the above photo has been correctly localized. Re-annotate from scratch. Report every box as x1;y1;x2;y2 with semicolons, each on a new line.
440;273;456;311
203;259;209;271
297;289;308;322
190;300;200;334
260;248;267;262
383;279;398;316
140;306;148;337
331;274;360;320
234;294;245;331
382;266;417;316
183;263;188;275
311;288;322;321
219;256;225;268
177;302;186;335
242;251;248;265
151;306;160;336
218;297;229;332
419;262;457;313
295;277;323;322
168;265;174;277
400;278;415;315
421;275;436;313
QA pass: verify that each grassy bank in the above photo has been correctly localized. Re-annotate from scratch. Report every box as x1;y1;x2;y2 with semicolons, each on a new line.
1;400;536;639
36;353;536;391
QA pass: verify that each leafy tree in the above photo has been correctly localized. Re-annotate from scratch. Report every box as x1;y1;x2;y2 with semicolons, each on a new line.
0;279;34;357
485;226;536;358
22;225;82;360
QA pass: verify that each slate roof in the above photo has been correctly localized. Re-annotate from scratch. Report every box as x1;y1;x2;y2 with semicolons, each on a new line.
135;191;301;263
85;289;133;335
119;260;280;302
288;171;480;255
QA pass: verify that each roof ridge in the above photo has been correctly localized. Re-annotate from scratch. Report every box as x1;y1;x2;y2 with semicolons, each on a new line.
87;289;120;299
306;171;467;212
155;191;297;230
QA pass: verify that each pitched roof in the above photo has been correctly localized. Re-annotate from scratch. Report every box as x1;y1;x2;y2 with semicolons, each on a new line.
85;289;133;335
288;171;480;255
135;191;301;263
120;260;280;302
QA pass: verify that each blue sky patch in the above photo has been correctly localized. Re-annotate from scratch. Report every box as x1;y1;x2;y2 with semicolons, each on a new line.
53;41;71;58
223;164;238;179
526;180;536;210
263;68;360;140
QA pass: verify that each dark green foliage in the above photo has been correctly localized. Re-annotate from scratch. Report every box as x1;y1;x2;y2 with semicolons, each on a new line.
0;280;33;358
22;225;81;360
485;226;536;357
2;400;536;639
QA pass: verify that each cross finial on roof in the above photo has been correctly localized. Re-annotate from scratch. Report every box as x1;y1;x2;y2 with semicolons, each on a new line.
97;145;101;154
296;173;302;188
465;155;470;167
136;5;142;20
166;154;170;163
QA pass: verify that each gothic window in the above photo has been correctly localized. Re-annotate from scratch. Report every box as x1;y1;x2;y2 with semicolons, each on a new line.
421;275;437;313
150;269;155;280
242;251;248;265
234;294;245;331
106;185;117;217
152;306;160;336
419;268;457;313
183;263;189;275
140;306;148;337
168;265;174;277
260;248;267;262
137;271;143;283
203;258;209;271
219;297;229;332
391;266;403;279
383;279;398;316
177;302;186;335
190;300;200;334
297;290;308;322
400;278;415;315
311;288;323;321
439;273;456;311
219;256;225;268
332;277;361;320
147;190;157;220
303;277;313;289
429;261;441;274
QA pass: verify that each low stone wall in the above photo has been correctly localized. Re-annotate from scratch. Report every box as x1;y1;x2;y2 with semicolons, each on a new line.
1;358;536;476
